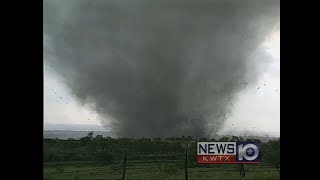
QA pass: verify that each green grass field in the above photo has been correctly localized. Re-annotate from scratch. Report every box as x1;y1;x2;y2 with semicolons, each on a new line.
44;161;280;180
44;136;280;179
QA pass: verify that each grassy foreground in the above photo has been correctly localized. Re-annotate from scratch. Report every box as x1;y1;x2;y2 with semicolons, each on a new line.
44;161;279;180
44;135;280;179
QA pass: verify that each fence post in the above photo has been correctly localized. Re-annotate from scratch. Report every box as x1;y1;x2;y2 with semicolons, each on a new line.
276;163;280;176
121;151;127;180
239;164;245;178
185;143;188;180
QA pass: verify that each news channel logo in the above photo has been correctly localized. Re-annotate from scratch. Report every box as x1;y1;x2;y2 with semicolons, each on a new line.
197;142;261;164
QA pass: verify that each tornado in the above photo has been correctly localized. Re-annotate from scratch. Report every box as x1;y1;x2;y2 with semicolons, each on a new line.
44;0;280;138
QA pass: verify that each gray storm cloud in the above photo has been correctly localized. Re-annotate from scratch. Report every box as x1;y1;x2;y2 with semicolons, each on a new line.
44;0;280;138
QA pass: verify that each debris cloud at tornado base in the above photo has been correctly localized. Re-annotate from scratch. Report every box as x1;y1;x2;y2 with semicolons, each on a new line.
44;0;280;138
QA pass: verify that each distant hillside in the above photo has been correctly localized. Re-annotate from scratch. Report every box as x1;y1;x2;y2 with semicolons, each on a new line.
44;130;115;139
214;134;279;142
44;130;278;142
44;123;110;131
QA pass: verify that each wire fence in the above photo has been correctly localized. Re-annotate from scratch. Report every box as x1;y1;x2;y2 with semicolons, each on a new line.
44;150;280;180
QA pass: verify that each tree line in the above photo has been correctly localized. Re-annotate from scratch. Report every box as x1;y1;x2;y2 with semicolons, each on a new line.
44;132;280;166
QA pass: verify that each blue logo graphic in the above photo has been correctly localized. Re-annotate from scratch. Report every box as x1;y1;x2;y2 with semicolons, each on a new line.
246;147;255;156
236;142;261;163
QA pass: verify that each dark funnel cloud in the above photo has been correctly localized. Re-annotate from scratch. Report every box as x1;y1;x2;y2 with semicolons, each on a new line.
44;0;280;138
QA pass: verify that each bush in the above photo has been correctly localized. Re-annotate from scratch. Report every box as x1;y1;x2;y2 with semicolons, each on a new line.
94;151;114;164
